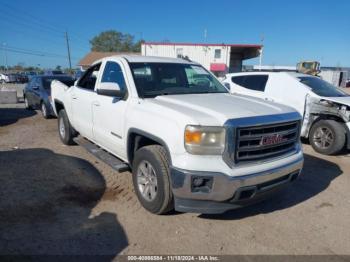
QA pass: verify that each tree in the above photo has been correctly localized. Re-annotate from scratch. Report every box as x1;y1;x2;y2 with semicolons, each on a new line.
90;30;142;52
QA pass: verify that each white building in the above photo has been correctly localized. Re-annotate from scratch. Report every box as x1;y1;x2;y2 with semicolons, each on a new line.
141;42;262;76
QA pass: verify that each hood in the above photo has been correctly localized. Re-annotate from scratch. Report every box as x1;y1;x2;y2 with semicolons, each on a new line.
322;96;350;107
149;93;296;126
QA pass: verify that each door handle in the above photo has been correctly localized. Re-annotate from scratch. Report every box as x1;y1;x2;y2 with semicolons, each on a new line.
93;101;100;107
72;95;78;100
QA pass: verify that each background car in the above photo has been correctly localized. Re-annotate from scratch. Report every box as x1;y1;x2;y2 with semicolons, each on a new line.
23;71;38;81
15;73;29;83
44;70;64;76
74;70;84;80
0;73;9;83
222;72;350;155
24;75;75;119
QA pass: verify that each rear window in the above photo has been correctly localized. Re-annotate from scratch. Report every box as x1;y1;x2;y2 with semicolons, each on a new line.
232;75;268;92
42;77;75;89
298;77;348;97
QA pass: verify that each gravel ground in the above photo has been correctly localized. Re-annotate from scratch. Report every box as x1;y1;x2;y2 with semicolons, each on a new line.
1;101;350;257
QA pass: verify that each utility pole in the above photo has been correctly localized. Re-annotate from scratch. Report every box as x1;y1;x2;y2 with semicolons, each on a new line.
259;48;263;71
259;35;264;71
2;42;8;72
65;31;72;70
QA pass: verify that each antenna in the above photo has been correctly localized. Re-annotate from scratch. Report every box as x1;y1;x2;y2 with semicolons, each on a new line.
204;29;207;43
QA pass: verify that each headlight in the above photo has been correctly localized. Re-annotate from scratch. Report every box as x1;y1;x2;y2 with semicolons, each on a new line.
184;126;226;155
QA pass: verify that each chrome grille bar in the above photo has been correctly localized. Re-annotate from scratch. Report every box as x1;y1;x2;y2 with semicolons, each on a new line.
235;121;299;163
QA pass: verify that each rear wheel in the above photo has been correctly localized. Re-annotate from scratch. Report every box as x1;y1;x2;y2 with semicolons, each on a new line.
41;102;49;119
309;119;346;155
58;109;76;145
132;145;173;214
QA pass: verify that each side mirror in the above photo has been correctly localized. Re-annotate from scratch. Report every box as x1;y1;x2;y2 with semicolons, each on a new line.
97;82;126;98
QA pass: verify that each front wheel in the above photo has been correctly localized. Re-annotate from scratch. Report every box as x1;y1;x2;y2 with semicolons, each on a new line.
58;109;76;145
132;145;173;214
309;119;346;155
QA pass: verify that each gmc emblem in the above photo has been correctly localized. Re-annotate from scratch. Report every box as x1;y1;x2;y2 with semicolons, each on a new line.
260;134;287;146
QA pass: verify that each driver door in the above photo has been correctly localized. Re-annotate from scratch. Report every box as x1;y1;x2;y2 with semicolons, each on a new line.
93;61;128;158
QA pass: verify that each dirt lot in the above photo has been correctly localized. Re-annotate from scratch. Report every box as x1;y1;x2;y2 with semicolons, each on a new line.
1;101;350;257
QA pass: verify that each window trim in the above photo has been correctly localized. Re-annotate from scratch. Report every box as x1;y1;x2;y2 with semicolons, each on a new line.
77;63;101;91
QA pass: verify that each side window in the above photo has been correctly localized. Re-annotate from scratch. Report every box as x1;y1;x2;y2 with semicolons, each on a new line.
214;49;221;59
176;48;183;58
28;78;36;88
38;78;43;89
231;76;245;86
77;63;101;90
233;75;268;92
32;78;40;88
101;62;126;90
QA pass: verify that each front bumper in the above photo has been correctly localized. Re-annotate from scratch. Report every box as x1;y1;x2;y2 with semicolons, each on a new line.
170;155;303;214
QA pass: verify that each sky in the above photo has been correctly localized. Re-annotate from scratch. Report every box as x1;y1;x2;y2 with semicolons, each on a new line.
0;0;349;69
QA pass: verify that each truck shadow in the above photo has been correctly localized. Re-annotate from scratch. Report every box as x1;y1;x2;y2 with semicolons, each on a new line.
0;148;128;257
199;154;342;220
0;107;36;126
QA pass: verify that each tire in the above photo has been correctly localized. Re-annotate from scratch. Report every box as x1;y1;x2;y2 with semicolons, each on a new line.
309;119;346;155
58;109;76;145
41;102;49;119
24;96;32;110
132;145;173;215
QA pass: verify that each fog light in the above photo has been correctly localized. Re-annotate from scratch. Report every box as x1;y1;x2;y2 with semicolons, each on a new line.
193;177;204;187
191;176;213;193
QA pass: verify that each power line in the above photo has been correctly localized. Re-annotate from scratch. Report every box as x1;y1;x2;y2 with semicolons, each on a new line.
2;24;90;53
1;2;65;34
0;3;94;51
0;13;64;38
1;24;65;47
4;45;79;59
0;2;87;67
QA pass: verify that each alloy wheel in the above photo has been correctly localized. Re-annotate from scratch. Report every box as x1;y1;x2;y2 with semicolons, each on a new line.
59;117;66;139
137;160;158;201
313;126;334;149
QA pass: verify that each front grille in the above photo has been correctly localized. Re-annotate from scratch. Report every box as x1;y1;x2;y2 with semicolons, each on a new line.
235;121;299;163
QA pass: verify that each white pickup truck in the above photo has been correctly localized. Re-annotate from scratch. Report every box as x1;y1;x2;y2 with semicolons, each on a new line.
51;56;303;214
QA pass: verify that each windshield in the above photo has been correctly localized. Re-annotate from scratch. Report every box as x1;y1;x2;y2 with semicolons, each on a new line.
298;77;348;97
129;63;228;98
42;77;75;90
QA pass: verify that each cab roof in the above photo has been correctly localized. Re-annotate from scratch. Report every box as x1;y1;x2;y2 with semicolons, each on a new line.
95;55;198;65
